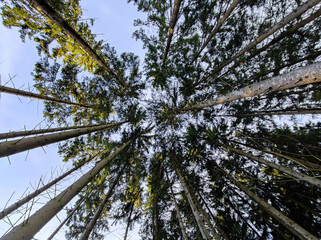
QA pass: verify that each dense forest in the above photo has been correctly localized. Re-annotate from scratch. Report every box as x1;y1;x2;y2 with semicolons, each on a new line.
0;0;321;239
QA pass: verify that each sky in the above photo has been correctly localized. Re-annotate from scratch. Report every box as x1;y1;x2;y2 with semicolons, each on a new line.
0;1;145;239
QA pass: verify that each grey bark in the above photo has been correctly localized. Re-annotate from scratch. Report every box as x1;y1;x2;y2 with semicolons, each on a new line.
196;0;321;85
0;85;92;108
218;142;321;188
186;62;321;110
0;123;112;140
0;139;132;240
0;151;103;219
24;0;126;87
80;168;123;240
191;0;241;63
0;121;125;158
218;166;318;240
162;0;183;65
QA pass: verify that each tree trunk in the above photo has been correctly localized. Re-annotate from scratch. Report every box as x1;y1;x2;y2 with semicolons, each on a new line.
197;0;321;85
162;0;183;65
0;123;118;140
24;0;126;87
165;170;189;240
172;161;212;240
191;0;241;63
0;84;92;108
47;193;88;240
217;142;321;188
186;62;321;111
0;150;104;220
124;199;135;240
80;167;124;240
216;165;318;240
0;139;132;240
0;121;125;158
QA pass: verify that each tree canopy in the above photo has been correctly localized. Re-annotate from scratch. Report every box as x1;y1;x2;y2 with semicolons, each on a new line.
0;0;321;239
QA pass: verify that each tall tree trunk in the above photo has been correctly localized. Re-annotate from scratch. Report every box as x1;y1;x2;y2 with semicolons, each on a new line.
47;193;88;240
0;139;132;240
214;164;318;240
0;123;120;140
162;0;183;65
165;170;189;240
196;0;321;85
172;161;212;240
80;167;124;240
185;62;321;111
0;150;104;220
24;0;126;87
0;121;125;158
214;108;321;118
124;198;135;240
191;0;241;63
216;142;321;188
0;84;92;108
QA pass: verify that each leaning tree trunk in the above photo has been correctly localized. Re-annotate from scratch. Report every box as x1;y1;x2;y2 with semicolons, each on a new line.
0;121;125;157
185;62;321;111
165;170;189;240
0;123;116;140
24;0;126;87
215;164;318;240
172;161;213;240
0;85;92;108
191;0;241;63
0;150;104;219
217;142;321;188
196;0;321;85
0;139;132;240
162;0;183;65
80;167;124;240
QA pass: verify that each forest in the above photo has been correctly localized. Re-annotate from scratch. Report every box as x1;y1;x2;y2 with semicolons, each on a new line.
0;0;321;239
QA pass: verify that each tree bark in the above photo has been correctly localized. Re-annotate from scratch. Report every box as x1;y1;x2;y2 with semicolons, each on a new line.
185;62;321;111
197;0;321;85
0;150;103;220
24;0;126;87
80;167;123;240
0;121;125;158
217;142;321;188
124;198;135;240
172;161;212;240
216;165;318;240
0;123;116;140
165;170;189;240
191;0;241;63
0;139;132;240
0;85;92;108
162;0;183;65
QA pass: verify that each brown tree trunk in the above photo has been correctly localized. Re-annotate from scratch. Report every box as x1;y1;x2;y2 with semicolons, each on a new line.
0;139;132;240
0;121;125;158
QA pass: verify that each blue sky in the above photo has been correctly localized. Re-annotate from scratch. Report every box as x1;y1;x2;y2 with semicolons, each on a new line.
0;1;145;239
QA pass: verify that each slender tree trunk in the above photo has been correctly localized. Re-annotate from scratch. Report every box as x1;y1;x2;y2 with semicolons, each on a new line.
24;0;126;87
80;167;124;240
124;199;135;240
0;150;104;220
0;123;117;140
214;108;321;118
47;193;88;240
0;121;125;158
217;142;321;188
165;170;189;240
172;161;212;240
196;0;321;85
191;0;241;63
0;139;132;240
185;62;321;111
162;0;183;65
215;165;318;240
0;85;92;108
